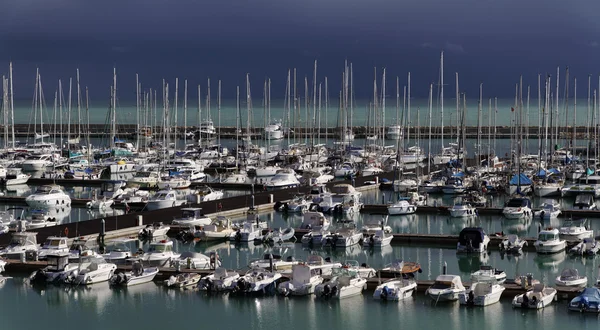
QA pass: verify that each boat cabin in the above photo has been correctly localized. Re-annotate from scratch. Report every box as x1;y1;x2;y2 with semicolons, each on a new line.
537;228;560;242
46;253;70;272
148;240;173;253
41;237;68;250
181;208;203;219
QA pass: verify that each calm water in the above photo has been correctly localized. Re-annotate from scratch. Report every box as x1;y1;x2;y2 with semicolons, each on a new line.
3;191;600;329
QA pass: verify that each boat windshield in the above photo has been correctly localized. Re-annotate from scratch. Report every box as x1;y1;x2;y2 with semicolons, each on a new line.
148;244;171;253
538;233;557;242
43;239;63;248
431;281;452;289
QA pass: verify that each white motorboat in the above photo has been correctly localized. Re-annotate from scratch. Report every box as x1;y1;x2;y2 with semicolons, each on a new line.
299;211;330;231
1;168;31;186
333;162;358;178
555;268;588;287
284;195;312;213
502;197;533;219
426;274;466;302
261;227;296;245
373;261;421;301
67;236;98;261
534;228;566;254
249;253;299;271
361;215;393;236
157;175;191;190
37;236;69;260
140;239;181;267
29;253;81;284
570;237;600;256
387;200;417;215
196;216;234;241
573;194;598;210
323;223;363;248
72;257;117;285
230;221;264;243
86;197;114;210
265;168;300;190
101;239;133;263
146;188;183;210
459;278;505;306
171;208;212;226
362;229;393;248
314;266;367;299
512;284;557;309
127;171;160;189
264;120;284;140
318;184;363;215
393;178;419;193
23;208;70;230
229;269;282;295
25;185;71;209
499;234;527;254
170;251;219;270
470;265;507;284
559;219;594;241
0;231;39;259
109;261;159;287
198;267;240;292
138;222;171;240
165;273;202;289
21;154;56;172
277;263;324;296
534;199;561;219
334;260;376;279
449;203;477;218
457;227;490;254
442;177;466;195
191;186;224;202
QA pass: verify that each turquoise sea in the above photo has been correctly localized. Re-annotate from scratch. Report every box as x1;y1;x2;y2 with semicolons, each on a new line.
11;96;590;127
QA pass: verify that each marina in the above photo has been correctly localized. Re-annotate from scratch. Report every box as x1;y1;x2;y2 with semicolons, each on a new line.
2;4;600;327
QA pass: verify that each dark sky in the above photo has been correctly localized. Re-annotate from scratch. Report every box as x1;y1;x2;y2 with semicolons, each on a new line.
1;0;598;102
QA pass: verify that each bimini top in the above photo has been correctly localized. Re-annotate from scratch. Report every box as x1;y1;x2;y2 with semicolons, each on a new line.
458;227;486;246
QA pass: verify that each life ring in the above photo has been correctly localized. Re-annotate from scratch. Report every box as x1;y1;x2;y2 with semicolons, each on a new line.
64;227;69;236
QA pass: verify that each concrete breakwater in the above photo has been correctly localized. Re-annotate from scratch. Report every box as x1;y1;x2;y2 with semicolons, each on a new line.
5;124;595;140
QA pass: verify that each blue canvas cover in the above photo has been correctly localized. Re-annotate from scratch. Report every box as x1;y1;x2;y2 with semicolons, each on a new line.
509;173;532;185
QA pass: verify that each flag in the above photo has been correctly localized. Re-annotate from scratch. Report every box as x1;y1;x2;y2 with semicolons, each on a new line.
511;107;515;112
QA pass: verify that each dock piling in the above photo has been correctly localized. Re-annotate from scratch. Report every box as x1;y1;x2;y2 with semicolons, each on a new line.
443;261;447;275
99;219;106;254
137;215;143;226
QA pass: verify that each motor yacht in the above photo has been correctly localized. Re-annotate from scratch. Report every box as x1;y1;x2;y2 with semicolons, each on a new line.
229;269;282;295
195;216;235;241
387;200;417;215
140;239;181;267
0;231;38;259
37;236;69;260
146;188;183;211
470;265;507;284
138;222;171;241
534;228;567;254
198;268;241;292
264;168;300;190
25;185;71;209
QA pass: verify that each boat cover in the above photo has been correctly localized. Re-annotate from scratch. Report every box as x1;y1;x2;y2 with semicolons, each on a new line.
509;173;532;185
458;227;486;246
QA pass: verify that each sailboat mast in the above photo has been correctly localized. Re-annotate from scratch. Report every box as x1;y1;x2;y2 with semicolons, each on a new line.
428;83;433;175
8;63;15;149
111;68;117;148
440;51;444;149
184;80;188;148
